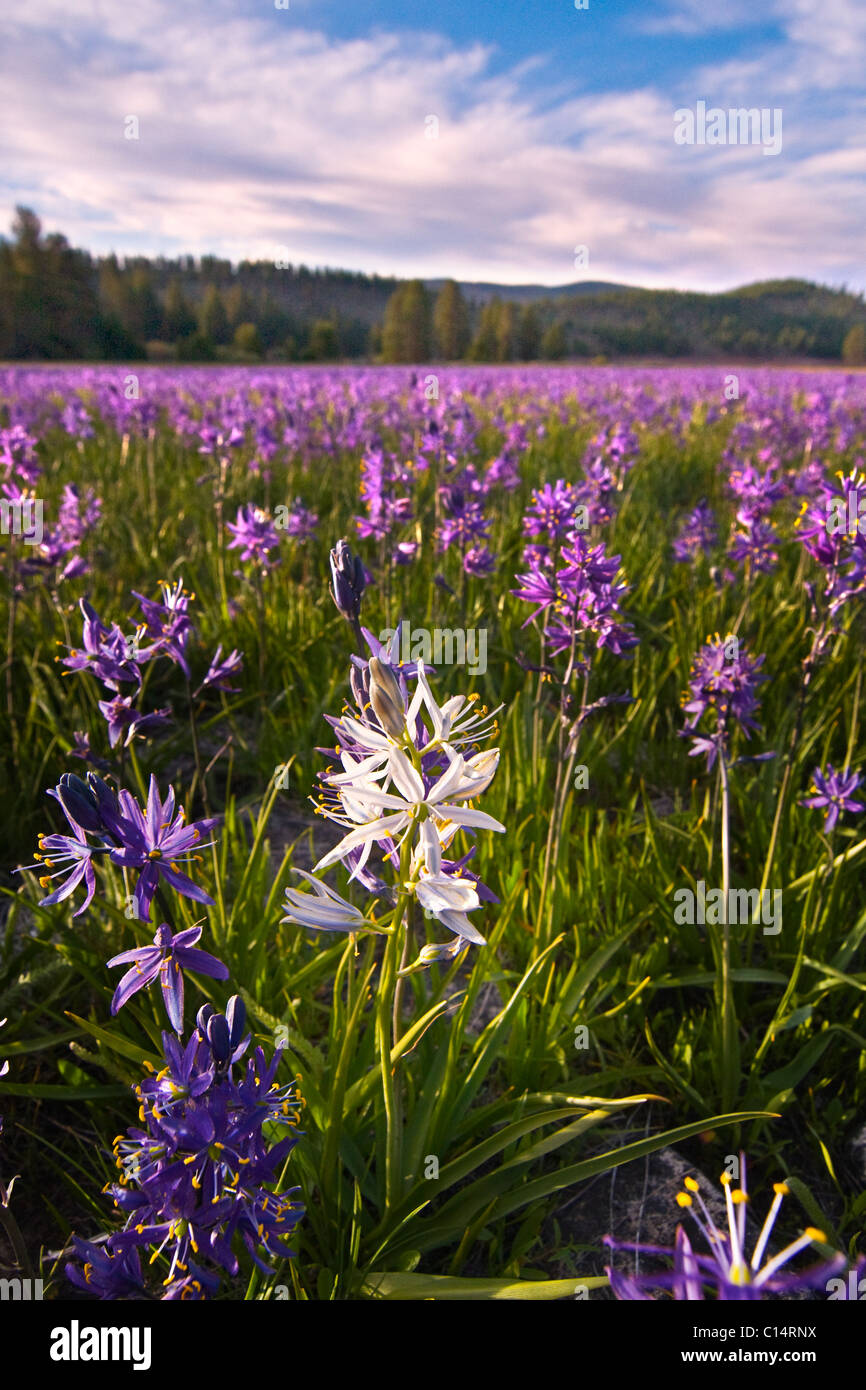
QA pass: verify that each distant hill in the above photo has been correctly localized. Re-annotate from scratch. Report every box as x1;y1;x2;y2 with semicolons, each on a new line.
425;279;631;304
1;207;864;364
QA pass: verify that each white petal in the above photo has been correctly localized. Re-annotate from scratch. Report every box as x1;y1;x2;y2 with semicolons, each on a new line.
388;747;425;802
314;813;409;871
435;804;506;833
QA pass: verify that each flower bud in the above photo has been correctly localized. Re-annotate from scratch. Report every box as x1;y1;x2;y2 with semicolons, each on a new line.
368;656;406;740
329;539;366;623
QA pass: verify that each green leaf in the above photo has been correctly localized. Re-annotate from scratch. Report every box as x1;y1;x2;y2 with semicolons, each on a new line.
360;1272;607;1300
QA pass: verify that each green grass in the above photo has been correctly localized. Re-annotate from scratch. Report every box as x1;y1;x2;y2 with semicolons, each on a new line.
1;370;864;1298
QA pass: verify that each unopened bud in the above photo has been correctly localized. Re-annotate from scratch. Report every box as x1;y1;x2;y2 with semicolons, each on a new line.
368;656;406;739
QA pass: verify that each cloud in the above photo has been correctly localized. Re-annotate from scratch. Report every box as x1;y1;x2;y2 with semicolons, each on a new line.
0;0;861;290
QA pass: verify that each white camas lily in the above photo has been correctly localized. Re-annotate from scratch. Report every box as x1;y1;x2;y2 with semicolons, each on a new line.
334;658;501;766
284;649;503;961
313;745;505;879
281;869;369;933
409;821;486;944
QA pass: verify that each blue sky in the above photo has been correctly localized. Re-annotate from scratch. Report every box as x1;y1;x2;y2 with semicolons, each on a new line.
0;0;863;290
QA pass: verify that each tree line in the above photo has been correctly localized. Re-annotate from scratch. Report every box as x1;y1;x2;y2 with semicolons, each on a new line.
1;208;864;364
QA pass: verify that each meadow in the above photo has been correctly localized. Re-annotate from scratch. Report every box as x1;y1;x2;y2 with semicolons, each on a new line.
1;362;865;1301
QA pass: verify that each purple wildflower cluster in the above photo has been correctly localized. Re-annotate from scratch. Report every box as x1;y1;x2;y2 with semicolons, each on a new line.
796;467;866;626
1;420;101;581
680;634;768;770
673;500;717;564
513;530;637;660
66;996;304;1300
59;583;241;748
226;504;282;571
19;771;215;925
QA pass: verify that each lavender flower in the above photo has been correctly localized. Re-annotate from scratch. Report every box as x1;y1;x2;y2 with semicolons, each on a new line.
108;776;216;921
108;923;229;1033
194;644;243;697
800;764;865;833
680;634;768;770
605;1156;845;1300
673;502;717;563
226;505;282;571
66;998;303;1300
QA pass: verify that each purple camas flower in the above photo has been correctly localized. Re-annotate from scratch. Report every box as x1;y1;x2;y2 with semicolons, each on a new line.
673;501;717;563
108;923;229;1033
60;599;144;691
276;497;318;541
226;505;282;571
435;484;490;554
64;1237;145;1300
463;544;495;577
727;460;785;525
523;480;581;547
605;1155;846;1300
727;517;780;574
800;764;865;833
194;644;243;697
513;530;637;659
107;775;216;921
19;773;215;921
132;578;195;676
0;424;40;485
354;446;413;541
66;997;304;1300
97;695;171;749
681;634;768;770
796;468;866;624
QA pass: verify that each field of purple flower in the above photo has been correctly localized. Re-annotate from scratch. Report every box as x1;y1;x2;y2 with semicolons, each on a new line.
1;363;865;1301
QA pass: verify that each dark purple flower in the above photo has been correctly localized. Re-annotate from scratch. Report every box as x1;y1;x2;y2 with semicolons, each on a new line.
681;634;767;769
329;538;367;623
194;644;243;697
97;695;171;749
605;1155;847;1300
107;775;216;921
64;1236;144;1300
673;502;717;563
800;764;865;833
108;922;229;1033
227;505;282;571
67;1005;304;1299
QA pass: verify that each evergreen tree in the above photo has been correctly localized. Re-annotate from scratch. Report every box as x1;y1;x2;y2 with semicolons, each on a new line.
198;285;229;345
541;320;567;360
381;280;433;362
842;324;866;365
517;303;542;360
468;297;502;361
433;280;470;359
162;280;196;340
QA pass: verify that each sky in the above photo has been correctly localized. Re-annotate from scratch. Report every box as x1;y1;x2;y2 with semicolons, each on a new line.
0;0;863;292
